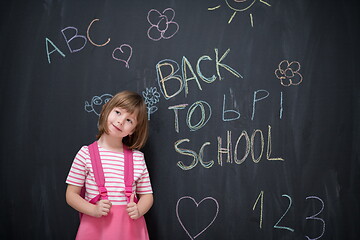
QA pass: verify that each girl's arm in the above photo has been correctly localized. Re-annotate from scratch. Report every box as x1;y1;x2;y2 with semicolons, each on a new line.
127;193;154;219
66;184;112;218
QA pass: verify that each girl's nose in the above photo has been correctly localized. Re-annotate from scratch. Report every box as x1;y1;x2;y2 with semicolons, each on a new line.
117;117;124;125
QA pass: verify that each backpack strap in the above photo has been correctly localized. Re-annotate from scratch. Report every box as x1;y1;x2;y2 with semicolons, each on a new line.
123;145;137;203
88;141;108;204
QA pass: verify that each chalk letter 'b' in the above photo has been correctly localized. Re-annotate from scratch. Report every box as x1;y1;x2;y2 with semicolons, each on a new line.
156;59;183;100
61;26;87;53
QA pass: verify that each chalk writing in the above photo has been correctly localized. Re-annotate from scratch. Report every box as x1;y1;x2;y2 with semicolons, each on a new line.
46;19;133;68
305;196;325;240
142;87;161;120
252;191;326;239
175;139;214;170
45;38;66;64
186;101;212;131
175;125;283;170
168;104;188;133
61;26;87;53
176;196;219;239
87;18;111;47
169;100;212;133
252;190;264;228
274;194;294;232
156;48;243;99
169;91;283;133
208;0;271;27
222;94;241;121
275;60;303;86
84;94;113;116
223;90;284;122
147;8;179;41
112;44;133;68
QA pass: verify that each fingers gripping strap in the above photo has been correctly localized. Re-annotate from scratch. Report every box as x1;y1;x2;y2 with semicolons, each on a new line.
88;141;108;203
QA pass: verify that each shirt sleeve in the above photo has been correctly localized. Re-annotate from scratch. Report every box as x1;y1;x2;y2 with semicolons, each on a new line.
133;151;153;195
66;146;89;187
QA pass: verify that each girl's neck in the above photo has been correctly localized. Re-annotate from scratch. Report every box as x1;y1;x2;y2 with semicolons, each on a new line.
97;135;124;153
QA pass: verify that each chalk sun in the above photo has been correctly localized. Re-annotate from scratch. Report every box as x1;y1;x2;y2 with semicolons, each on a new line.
208;0;271;27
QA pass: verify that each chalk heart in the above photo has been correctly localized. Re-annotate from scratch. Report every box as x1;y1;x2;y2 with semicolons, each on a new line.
112;44;132;68
176;196;219;239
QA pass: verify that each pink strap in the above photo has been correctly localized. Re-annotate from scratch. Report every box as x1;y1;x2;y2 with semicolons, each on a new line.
88;141;108;203
123;145;137;203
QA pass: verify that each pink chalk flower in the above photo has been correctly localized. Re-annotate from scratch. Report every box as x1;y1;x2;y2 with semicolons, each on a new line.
147;8;179;41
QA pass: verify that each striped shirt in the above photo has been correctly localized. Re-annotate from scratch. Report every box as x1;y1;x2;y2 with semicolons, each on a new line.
66;145;152;205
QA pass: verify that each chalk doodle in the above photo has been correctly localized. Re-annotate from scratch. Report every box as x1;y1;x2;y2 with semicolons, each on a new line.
275;60;303;86
84;94;113;116
142;87;161;120
147;8;179;41
112;44;133;68
176;196;219;239
208;0;271;27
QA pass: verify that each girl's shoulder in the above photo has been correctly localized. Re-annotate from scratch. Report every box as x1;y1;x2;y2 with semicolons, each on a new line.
75;145;90;158
131;149;145;159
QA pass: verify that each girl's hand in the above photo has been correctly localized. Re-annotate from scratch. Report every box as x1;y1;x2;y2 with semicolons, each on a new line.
94;200;112;217
126;194;140;219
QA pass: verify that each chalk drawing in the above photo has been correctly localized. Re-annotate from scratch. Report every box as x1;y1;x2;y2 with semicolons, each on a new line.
112;44;133;68
275;60;303;86
147;8;179;41
84;94;113;116
208;0;271;27
176;196;219;239
142;87;161;120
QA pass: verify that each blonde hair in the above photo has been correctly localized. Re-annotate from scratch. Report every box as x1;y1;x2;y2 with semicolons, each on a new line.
97;90;148;149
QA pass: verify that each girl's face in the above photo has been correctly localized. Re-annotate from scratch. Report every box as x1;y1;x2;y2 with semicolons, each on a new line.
106;107;138;139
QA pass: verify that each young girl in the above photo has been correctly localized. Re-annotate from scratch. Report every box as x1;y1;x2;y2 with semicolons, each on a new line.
66;90;153;240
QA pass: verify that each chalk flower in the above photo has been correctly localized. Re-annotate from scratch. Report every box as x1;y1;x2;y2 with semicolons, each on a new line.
142;87;161;120
143;87;160;106
275;60;303;86
147;8;179;41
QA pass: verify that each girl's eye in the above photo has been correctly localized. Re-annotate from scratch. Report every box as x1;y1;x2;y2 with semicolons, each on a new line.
115;110;120;114
127;119;133;124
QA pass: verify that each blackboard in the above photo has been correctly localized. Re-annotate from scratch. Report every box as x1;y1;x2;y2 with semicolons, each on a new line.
1;0;359;239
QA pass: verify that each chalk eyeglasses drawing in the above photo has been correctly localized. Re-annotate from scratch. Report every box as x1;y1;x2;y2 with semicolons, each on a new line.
208;0;271;27
85;94;113;116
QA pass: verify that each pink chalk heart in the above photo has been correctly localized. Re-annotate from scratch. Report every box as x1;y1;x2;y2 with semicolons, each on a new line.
112;44;132;68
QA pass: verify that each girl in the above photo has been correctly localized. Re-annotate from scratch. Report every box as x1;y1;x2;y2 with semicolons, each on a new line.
66;90;153;240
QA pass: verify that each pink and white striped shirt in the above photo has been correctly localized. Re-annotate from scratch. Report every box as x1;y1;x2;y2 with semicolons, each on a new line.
66;145;153;205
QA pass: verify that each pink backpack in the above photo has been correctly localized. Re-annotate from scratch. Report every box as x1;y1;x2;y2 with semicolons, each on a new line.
80;141;136;218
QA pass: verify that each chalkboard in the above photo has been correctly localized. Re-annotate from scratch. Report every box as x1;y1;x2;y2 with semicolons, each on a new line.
0;0;359;239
